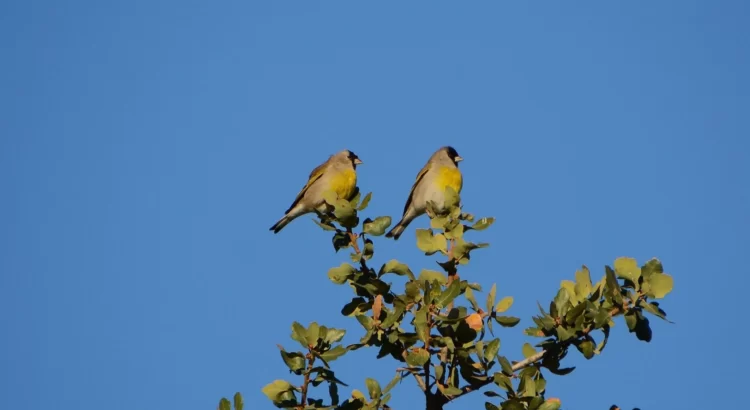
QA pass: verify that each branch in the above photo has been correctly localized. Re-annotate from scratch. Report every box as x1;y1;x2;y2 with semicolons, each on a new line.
298;352;316;409
510;350;547;372
442;305;626;404
424;307;433;401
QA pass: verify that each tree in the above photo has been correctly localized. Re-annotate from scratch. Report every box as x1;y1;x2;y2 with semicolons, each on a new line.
218;185;675;410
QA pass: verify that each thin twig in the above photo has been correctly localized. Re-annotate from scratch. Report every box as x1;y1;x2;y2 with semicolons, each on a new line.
348;230;370;273
348;231;361;254
401;351;428;392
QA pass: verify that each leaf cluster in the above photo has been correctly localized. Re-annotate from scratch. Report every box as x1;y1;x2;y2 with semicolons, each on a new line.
217;182;677;410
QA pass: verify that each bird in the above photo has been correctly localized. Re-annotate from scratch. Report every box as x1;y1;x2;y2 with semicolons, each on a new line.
269;149;363;233
385;146;463;240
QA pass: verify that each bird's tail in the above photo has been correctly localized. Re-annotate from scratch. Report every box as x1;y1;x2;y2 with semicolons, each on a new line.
385;220;406;240
269;215;292;234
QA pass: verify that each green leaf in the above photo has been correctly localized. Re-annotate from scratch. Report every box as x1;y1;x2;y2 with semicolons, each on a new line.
328;263;356;285
485;403;501;410
624;311;637;331
433;233;448;255
383;373;401;395
465;286;480;311
435;280;461;308
475;340;485;358
495;316;521;327
405;348;430;366
379;260;415;280
381;303;405;329
560;280;577;303
291;322;309;348
219;398;230;410
261;380;294;402
522;343;536;359
434;364;445;382
313;218;337;231
306;322;320;347
596;324;611;354
333;199;359;228
635;313;653;342
605;265;621;295
280;350;305;374
332;231;351;251
614;257;642;285
418;269;448;285
405;281;421;301
486;283;497;314
324;328;346;344
415;227;434;249
641;258;663;280
553;288;570;315
233;393;243;410
639;300;672;322
329;382;340;406
415;304;429;342
498;356;513;375
362;239;374;261
495;296;513;313
522;374;536;397
546;366;575;376
454;238;489;261
647;273;674;299
484;338;501;362
416;229;447;255
471;217;495;231
357;192;372;210
363;216;392;236
319;345;347;363
365;378;381;400
535;377;546;395
430;215;449;229
574;266;593;297
576;340;595;359
441;385;462;396
349;190;361;208
356;314;373;331
493;372;513;391
555;326;574;342
341;297;367;316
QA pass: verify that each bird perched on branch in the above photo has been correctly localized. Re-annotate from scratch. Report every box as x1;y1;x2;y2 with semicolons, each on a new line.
386;146;463;240
270;149;363;233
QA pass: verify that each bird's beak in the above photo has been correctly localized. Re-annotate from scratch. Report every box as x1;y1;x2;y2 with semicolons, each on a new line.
354;158;363;165
454;156;463;163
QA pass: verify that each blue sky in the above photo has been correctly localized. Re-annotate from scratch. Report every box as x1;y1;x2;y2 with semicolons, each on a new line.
1;1;748;409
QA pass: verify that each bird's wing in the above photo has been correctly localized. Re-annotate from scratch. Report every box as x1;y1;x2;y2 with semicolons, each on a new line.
402;162;431;215
284;161;328;213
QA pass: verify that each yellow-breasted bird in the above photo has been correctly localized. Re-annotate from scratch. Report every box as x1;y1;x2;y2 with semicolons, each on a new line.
385;146;463;240
269;149;363;233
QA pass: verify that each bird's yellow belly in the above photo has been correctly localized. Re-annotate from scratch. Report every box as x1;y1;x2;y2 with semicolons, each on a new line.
332;168;357;199
436;167;463;193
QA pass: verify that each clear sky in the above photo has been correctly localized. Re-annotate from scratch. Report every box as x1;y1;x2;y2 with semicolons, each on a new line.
1;1;748;409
